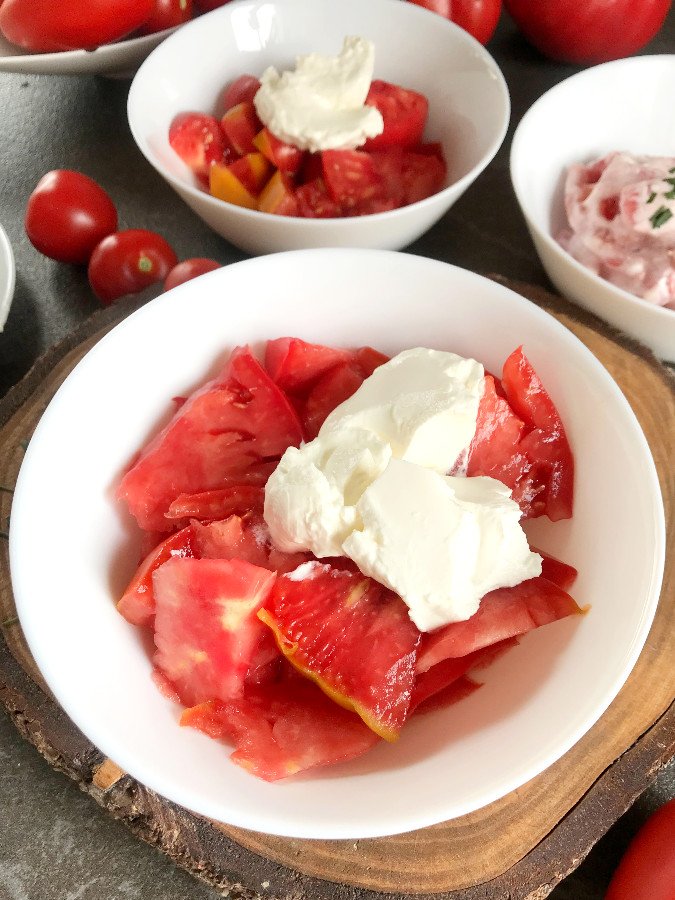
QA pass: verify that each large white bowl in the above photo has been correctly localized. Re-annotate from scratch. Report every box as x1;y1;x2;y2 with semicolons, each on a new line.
0;26;178;76
127;0;509;254
0;223;15;331
511;55;675;363
9;250;664;839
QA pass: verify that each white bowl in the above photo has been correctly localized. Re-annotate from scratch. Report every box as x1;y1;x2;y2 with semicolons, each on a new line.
0;223;15;331
9;249;664;839
511;55;675;363
127;0;509;254
0;26;178;76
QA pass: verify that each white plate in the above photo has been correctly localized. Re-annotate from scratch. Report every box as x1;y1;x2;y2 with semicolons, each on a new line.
0;27;177;76
0;224;16;331
9;250;665;839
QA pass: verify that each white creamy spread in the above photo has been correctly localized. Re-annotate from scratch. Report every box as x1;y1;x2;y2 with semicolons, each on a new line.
558;152;675;308
264;347;542;631
253;36;384;152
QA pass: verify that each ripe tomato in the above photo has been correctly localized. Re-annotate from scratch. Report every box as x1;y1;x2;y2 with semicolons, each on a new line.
407;0;502;45
25;170;117;265
363;80;429;150
503;0;671;64
606;799;675;899
140;0;193;34
0;0;154;52
88;229;178;305
164;258;221;291
169;112;229;178
194;0;232;10
220;75;261;113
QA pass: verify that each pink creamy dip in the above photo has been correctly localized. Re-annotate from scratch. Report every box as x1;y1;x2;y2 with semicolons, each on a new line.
558;152;675;309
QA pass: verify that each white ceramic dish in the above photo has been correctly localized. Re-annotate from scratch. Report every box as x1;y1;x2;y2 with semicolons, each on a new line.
10;250;664;840
0;27;177;76
127;0;509;254
0;223;16;331
511;55;675;363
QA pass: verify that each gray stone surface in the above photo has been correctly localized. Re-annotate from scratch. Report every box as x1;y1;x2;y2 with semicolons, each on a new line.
1;8;673;899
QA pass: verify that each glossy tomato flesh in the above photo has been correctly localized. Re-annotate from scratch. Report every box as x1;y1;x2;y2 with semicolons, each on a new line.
0;0;154;51
363;80;429;150
25;170;117;265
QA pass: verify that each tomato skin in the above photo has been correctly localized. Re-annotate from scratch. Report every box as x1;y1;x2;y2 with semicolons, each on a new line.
164;258;221;291
408;0;502;44
140;0;193;34
0;0;154;51
363;80;429;151
503;0;671;64
88;229;178;305
220;75;261;112
606;799;675;900
194;0;232;9
25;170;118;265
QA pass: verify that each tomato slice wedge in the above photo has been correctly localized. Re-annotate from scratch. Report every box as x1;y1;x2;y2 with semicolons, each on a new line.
363;80;429;150
117;346;303;532
165;485;265;522
416;576;584;673
259;562;421;741
153;556;276;706
301;362;365;439
264;337;355;393
321;149;384;209
117;524;195;626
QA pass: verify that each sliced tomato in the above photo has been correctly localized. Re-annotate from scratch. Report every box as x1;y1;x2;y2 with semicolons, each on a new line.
321;149;384;209
501;347;575;521
355;346;390;377
226;152;271;196
117;524;195;626
416;576;583;673
259;562;421;741
117;346;303;532
220;74;261;113
220;101;261;156
535;548;578;591
169;112;227;178
257;171;298;216
294;179;341;218
301;362;365;439
192;513;310;574
181;668;380;781
264;337;355;393
363;80;429;151
414;675;482;714
153;556;276;706
372;146;447;206
165;485;265;522
253;127;305;174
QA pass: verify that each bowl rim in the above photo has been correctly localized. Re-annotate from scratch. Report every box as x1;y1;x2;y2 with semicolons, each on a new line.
510;54;675;325
8;248;666;838
0;223;16;330
127;0;510;225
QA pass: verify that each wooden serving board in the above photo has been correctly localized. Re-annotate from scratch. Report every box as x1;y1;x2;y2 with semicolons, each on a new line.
1;279;674;900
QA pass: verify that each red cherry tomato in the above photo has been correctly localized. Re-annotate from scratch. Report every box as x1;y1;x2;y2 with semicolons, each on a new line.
408;0;502;44
220;74;261;113
0;0;154;52
140;0;193;34
88;230;178;305
164;258;221;291
606;799;675;900
194;0;232;10
25;170;118;265
503;0;671;64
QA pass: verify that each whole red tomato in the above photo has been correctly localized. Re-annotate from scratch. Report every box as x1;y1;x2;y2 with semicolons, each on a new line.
407;0;502;44
25;171;118;265
164;258;221;291
88;230;178;305
605;798;675;899
194;0;232;11
140;0;193;35
0;0;154;51
503;0;671;64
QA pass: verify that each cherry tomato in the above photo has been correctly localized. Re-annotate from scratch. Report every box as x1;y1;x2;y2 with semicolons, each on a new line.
606;798;675;899
25;171;118;265
140;0;193;34
164;258;221;291
88;230;178;305
408;0;502;44
503;0;671;64
0;0;154;52
194;0;232;10
220;75;262;113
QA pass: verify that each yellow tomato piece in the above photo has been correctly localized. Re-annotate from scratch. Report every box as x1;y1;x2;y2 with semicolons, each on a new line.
209;162;257;210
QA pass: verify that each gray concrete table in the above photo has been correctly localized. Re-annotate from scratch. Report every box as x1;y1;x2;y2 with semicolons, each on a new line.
1;9;674;899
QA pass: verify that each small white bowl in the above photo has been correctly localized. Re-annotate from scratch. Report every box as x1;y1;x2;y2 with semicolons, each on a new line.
511;55;675;363
0;26;178;76
127;0;509;254
0;223;16;331
9;249;664;839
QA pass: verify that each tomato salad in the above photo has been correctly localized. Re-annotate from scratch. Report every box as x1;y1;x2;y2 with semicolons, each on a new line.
169;75;448;218
116;337;579;782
